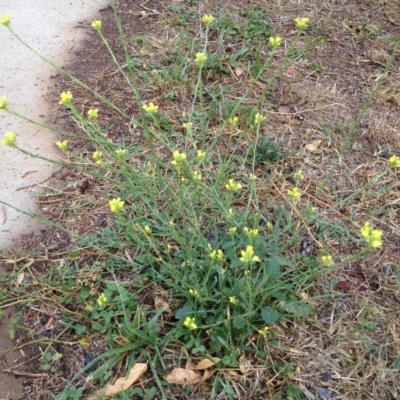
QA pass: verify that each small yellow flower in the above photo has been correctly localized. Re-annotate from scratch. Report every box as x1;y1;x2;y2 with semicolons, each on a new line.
169;220;174;227
171;150;187;166
180;177;187;183
228;208;234;217
0;14;11;26
243;227;259;240
258;326;269;337
202;14;214;26
97;293;107;307
59;91;73;106
321;255;333;266
193;170;202;181
361;222;383;248
295;169;304;181
294;17;309;30
244;269;250;276
228;116;239;126
389;155;400;168
93;150;103;163
142;102;158;114
240;246;260;264
115;149;128;157
56;140;68;152
182;122;193;131
189;289;199;297
255;112;266;124
229;296;238;305
210;249;224;261
91;20;102;31
308;206;316;214
109;197;124;214
228;227;237;235
0;96;7;109
249;173;257;182
183;316;197;330
144;225;152;233
225;179;242;192
287;187;301;200
197;150;206;161
266;222;273;230
87;108;99;119
1;131;16;147
269;36;282;50
195;52;207;67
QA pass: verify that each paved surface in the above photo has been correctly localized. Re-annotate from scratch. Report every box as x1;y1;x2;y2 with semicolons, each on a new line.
0;0;107;397
0;0;107;252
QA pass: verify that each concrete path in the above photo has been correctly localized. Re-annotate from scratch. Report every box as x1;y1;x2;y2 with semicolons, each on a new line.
0;0;107;397
0;0;107;252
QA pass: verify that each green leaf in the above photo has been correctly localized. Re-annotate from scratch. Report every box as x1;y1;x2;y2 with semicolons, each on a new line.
261;307;280;324
175;305;193;321
279;300;312;317
233;317;246;329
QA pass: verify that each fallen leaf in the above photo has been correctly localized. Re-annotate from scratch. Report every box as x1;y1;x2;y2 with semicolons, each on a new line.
166;368;202;385
235;68;244;77
337;281;368;292
239;355;252;374
154;296;171;313
16;272;25;285
84;363;147;400
286;67;296;77
193;357;220;370
278;105;293;114
305;140;322;152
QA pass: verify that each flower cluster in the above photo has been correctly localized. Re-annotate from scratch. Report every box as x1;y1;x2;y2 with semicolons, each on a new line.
189;289;199;297
202;14;214;26
88;108;99;119
91;20;102;31
142;102;158;114
0;96;7;109
109;198;124;214
195;52;207;67
97;293;107;306
258;326;269;337
287;187;301;200
210;249;224;261
56;140;68;152
0;14;10;26
361;222;383;248
389;155;400;168
225;179;242;192
254;113;266;124
321;255;333;266
240;246;260;264
93;150;103;164
59;91;73;106
184;316;197;330
1;131;16;147
171;150;187;166
269;36;282;50
294;17;309;30
243;227;258;240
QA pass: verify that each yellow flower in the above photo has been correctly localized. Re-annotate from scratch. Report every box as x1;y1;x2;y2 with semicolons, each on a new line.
97;293;107;307
87;108;99;119
142;102;158;114
225;179;242;192
171;150;187;166
91;20;102;31
183;316;197;330
266;222;273;230
193;170;202;181
93;150;103;163
56;140;68;152
295;169;304;181
0;14;11;26
255;112;266;124
228;116;238;126
195;52;207;67
258;326;269;337
197;150;206;161
287;187;301;200
229;296;238;305
294;17;309;30
59;91;73;106
269;36;282;50
182;122;193;131
249;173;257;182
109;197;124;214
321;255;333;266
115;149;128;157
1;131;16;146
228;208;234;217
189;289;199;297
180;177;187;183
228;227;237;235
202;14;214;26
361;222;383;248
243;227;258;240
210;249;224;261
240;246;260;264
144;225;152;233
389;155;400;168
0;96;7;109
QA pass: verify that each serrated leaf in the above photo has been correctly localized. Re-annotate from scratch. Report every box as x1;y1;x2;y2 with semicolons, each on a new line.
279;300;312;317
233;317;246;329
261;307;280;324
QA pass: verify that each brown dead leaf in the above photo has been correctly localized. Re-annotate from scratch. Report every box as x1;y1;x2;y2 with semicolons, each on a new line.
193;357;220;370
239;355;252;374
286;67;296;77
84;363;147;400
305;140;322;152
166;368;202;385
154;296;171;312
235;68;244;77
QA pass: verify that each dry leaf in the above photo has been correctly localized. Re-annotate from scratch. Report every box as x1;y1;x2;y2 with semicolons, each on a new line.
286;67;296;77
305;140;322;152
239;355;252;374
154;296;171;312
193;357;220;370
16;272;25;285
278;105;293;114
84;363;147;400
166;368;202;385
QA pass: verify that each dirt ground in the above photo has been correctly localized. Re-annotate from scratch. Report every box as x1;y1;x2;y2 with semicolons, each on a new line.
1;0;400;399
